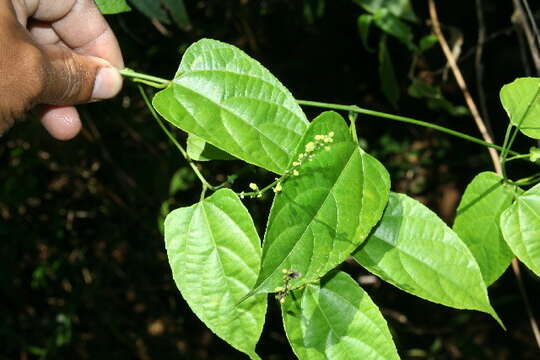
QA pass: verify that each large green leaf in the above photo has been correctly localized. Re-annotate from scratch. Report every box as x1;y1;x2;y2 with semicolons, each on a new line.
500;183;540;277
164;189;267;359
354;192;502;324
500;77;540;139
282;271;399;360
453;172;519;285
353;0;417;22
251;112;390;294
153;38;309;174
96;0;131;14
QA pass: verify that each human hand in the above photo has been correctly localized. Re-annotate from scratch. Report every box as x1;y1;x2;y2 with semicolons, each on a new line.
0;0;124;140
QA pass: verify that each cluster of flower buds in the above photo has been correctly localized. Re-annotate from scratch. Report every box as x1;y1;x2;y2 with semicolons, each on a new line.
275;268;301;304
239;182;262;199
288;131;335;175
240;131;335;199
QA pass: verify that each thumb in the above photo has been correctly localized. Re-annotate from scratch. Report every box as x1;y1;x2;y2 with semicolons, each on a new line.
36;44;123;105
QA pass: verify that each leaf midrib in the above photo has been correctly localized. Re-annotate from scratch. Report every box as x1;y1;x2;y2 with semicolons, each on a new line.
172;82;294;172
257;146;357;290
182;69;308;125
306;285;391;360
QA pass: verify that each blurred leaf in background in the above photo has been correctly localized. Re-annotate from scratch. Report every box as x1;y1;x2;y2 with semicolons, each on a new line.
129;0;191;30
95;0;132;14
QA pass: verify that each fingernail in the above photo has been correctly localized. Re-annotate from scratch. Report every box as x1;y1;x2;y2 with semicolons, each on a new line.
91;67;123;100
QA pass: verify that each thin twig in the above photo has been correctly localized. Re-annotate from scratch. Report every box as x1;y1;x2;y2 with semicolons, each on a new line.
512;0;540;74
521;0;540;50
511;260;540;349
136;85;217;193
428;0;502;174
515;18;533;76
475;0;491;129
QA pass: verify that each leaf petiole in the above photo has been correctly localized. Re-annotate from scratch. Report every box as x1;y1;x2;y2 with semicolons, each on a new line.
512;172;540;186
137;85;219;195
506;154;532;162
121;68;171;88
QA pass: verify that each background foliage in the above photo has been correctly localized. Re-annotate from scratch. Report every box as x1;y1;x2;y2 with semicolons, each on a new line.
1;0;540;359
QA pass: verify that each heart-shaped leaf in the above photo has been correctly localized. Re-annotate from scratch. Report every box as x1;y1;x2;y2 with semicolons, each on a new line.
282;271;400;360
354;192;502;325
153;38;309;174
251;111;390;294
164;189;267;359
500;183;540;277
500;77;540;139
453;172;520;285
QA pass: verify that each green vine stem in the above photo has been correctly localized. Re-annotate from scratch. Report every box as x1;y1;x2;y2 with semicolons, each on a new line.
121;68;171;88
121;69;524;158
500;124;515;179
121;68;540;185
296;100;520;157
513;172;540;186
506;153;531;162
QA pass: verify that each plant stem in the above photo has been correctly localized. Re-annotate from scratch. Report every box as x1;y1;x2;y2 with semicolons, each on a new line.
122;68;527;159
513;171;540;186
241;177;283;199
500;124;515;179
506;154;531;162
348;112;359;143
296;99;519;156
137;85;217;193
429;0;501;174
121;68;171;88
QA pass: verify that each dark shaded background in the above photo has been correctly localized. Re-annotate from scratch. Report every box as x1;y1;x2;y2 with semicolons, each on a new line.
1;1;540;359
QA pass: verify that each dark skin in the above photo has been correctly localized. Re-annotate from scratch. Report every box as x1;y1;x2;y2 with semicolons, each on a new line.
0;0;123;140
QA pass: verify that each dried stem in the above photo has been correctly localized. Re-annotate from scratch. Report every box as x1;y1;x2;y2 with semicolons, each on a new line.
511;260;540;349
475;0;491;128
428;0;501;174
512;0;540;74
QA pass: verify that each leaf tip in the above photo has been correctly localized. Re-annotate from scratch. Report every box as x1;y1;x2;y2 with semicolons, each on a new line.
489;308;506;330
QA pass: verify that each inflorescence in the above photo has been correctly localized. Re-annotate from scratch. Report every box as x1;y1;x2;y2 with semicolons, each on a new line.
275;268;301;304
240;131;335;199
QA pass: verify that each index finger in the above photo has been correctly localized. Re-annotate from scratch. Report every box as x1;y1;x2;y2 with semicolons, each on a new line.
26;0;124;68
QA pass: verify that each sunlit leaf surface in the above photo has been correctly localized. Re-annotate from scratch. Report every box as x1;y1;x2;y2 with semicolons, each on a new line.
153;38;309;174
354;192;502;324
165;189;266;359
282;271;400;360
500;183;540;277
252;112;390;294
